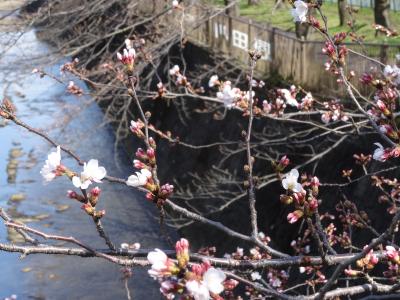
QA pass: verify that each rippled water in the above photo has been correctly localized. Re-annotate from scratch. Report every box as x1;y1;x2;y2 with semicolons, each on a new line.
0;11;168;300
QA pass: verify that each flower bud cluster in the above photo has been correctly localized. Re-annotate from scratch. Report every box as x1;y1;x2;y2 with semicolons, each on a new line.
126;132;174;206
78;186;105;220
321;100;348;124
60;58;79;74
356;247;379;270
117;39;136;73
169;65;191;88
67;81;83;96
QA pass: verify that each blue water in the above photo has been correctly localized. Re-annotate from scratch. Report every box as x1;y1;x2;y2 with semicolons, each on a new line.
0;23;167;300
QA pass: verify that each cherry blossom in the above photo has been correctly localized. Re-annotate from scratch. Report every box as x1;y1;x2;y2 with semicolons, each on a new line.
216;81;239;109
282;169;303;192
72;159;107;190
169;65;180;76
291;0;308;23
185;280;209;300
251;271;262;281
172;0;179;8
40;145;62;182
208;75;219;87
117;40;136;67
126;168;152;187
186;268;226;300
278;88;298;107
373;143;389;162
147;248;177;279
384;64;400;86
385;246;400;262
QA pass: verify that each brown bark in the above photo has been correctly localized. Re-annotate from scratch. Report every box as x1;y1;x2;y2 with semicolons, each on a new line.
295;22;309;40
338;0;349;26
224;0;239;16
374;0;391;29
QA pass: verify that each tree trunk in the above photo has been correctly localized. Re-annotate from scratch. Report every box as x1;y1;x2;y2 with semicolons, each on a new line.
224;0;239;16
338;0;349;26
374;0;391;28
295;23;309;40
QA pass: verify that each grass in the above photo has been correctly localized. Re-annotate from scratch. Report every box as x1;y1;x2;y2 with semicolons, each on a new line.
209;0;400;45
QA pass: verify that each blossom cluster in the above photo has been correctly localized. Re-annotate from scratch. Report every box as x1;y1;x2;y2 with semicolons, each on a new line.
280;167;320;224
147;238;232;300
40;146;107;219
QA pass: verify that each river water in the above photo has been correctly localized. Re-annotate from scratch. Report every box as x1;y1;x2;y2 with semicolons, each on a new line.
0;7;167;300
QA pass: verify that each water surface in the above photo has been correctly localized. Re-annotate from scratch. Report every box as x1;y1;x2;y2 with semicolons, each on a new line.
0;11;167;300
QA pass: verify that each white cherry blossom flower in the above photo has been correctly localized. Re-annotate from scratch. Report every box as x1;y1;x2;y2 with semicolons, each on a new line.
202;268;226;294
169;65;180;76
186;280;209;300
373;142;386;161
384;64;400;85
126;168;152;187
208;75;219;87
147;248;177;279
148;248;169;278
72;159;107;190
279;89;298;107
217;81;238;109
251;271;262;281
186;268;226;300
172;0;179;8
40;146;62;182
282;169;303;192
291;0;308;23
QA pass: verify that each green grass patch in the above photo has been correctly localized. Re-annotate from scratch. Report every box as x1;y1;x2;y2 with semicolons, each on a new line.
208;0;400;45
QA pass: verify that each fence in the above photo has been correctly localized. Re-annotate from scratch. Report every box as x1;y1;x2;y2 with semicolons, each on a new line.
186;6;400;95
324;0;400;12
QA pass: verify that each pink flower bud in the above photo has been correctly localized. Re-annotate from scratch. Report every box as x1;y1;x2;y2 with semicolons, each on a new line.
279;155;290;168
360;73;373;85
287;210;303;224
344;269;359;276
67;190;78;199
224;279;239;291
385;246;400;262
91;186;101;197
146;192;155;201
135;148;146;159
160;183;174;198
147;148;155;159
133;159;145;169
310;176;320;187
175;238;189;268
149;137;156;148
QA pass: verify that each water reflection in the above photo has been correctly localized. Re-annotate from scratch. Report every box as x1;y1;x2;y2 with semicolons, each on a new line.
0;15;167;300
